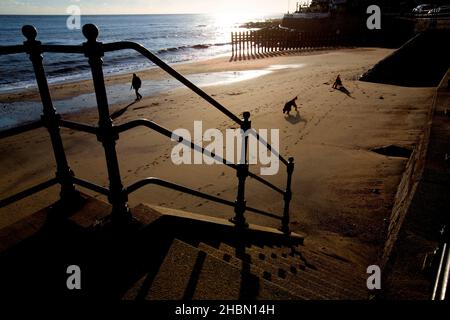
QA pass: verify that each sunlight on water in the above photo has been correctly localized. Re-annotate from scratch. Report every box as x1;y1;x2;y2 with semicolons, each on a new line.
0;64;305;130
191;70;272;87
0;14;281;92
211;12;267;29
267;64;305;70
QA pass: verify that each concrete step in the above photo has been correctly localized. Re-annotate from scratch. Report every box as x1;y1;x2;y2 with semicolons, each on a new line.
268;245;368;296
216;242;355;299
240;243;366;299
271;244;360;273
140;204;304;244
252;244;368;296
123;239;299;300
281;244;366;280
196;242;324;300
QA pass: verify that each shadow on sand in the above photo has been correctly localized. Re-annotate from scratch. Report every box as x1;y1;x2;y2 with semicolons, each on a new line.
284;111;305;125
228;47;326;62
111;100;138;120
336;86;354;99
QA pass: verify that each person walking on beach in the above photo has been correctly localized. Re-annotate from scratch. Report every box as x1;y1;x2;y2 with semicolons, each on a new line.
131;73;143;101
332;74;342;89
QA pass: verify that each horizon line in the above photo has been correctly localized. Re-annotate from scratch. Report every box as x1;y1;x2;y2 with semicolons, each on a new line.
0;12;283;16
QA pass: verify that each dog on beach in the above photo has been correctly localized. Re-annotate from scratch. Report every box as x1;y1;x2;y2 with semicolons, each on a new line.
283;96;298;115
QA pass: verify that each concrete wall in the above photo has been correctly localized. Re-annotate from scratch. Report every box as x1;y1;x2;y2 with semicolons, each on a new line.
380;69;450;299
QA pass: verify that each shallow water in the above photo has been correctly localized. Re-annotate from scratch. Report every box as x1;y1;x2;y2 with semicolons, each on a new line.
0;64;304;130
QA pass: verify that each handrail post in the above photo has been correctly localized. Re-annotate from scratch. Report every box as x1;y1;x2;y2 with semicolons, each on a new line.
231;111;251;228
281;157;294;234
22;25;81;208
82;24;130;223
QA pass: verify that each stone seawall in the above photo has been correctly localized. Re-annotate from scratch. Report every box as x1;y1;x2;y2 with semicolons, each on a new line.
380;69;450;299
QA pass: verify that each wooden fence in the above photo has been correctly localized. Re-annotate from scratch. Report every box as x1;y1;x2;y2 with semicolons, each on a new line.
231;29;352;60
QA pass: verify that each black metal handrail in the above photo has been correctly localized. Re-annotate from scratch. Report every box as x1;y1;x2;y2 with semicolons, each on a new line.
0;178;59;208
0;119;44;139
431;226;449;301
115;118;285;194
124;177;282;221
0;115;285;220
0;29;288;167
0;24;295;233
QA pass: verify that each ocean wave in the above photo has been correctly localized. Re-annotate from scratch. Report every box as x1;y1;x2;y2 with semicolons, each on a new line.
192;44;209;49
124;37;146;42
50;65;90;76
157;42;230;54
157;46;182;53
46;60;76;67
44;41;65;45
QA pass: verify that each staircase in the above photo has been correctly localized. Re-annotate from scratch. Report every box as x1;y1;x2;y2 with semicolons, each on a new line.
124;205;369;300
0;195;369;300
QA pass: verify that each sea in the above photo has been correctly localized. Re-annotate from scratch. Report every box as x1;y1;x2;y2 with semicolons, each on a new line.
0;14;283;129
0;14;279;92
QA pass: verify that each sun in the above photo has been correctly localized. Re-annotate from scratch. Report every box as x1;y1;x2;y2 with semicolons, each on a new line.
212;12;266;28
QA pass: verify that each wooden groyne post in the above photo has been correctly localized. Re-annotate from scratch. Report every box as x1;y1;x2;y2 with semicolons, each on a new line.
230;28;348;60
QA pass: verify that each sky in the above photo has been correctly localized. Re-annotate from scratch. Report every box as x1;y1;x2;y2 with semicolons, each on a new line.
0;0;310;15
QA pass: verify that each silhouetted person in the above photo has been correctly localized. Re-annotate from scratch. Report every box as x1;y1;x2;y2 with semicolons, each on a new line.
332;74;342;89
131;73;142;100
283;96;298;115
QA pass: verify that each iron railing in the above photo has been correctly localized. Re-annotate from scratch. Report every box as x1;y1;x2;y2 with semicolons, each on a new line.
0;24;295;233
431;226;449;300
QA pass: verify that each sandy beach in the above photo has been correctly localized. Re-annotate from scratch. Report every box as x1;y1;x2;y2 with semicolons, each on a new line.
0;47;434;267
